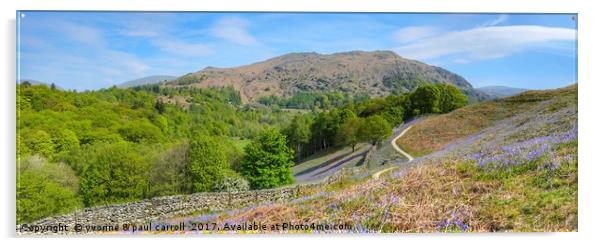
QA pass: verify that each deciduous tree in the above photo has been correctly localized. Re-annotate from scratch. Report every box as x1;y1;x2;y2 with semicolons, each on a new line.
337;117;362;152
241;129;294;189
359;115;392;146
186;135;230;192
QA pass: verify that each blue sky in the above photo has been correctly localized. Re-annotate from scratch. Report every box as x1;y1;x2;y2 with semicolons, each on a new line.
17;12;577;91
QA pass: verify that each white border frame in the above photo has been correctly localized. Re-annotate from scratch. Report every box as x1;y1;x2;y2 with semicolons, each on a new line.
2;1;600;246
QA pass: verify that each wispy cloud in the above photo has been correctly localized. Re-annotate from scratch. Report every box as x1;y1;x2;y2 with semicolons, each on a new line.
118;18;165;37
60;22;150;76
51;20;106;47
20;19;150;88
392;26;440;43
19;12;577;91
120;29;160;37
102;50;150;75
210;17;258;46
394;25;575;62
479;14;508;27
151;38;213;57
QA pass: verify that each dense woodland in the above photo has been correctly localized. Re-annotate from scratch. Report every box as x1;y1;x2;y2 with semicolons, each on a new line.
16;81;467;223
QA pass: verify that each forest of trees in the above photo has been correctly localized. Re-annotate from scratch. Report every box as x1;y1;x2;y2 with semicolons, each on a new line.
257;91;370;110
16;83;293;223
281;83;468;160
16;81;467;223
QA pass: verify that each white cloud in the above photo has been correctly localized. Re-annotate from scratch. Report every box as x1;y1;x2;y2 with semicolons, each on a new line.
52;21;106;47
118;19;165;37
392;26;440;43
21;49;149;90
151;38;213;57
210;17;258;46
103;50;150;75
121;29;160;37
21;20;151;88
393;25;575;62
480;14;508;27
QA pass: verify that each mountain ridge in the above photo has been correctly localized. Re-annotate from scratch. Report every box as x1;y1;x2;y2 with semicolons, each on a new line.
167;50;489;103
477;85;529;98
118;75;177;88
18;79;63;90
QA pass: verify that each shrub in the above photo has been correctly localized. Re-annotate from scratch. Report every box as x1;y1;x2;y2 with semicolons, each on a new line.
212;171;250;192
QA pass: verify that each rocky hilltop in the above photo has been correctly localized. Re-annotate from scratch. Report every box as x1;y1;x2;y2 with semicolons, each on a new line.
168;50;489;103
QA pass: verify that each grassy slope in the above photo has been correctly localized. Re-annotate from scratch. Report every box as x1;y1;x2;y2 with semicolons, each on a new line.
293;144;365;173
397;85;577;157
171;85;577;232
293;144;370;183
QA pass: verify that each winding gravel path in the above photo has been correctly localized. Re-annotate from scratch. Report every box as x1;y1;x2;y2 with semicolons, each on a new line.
391;126;415;161
372;125;415;179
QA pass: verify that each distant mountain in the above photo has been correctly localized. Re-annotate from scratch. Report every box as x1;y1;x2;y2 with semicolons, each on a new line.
167;50;490;103
118;75;177;88
478;85;529;98
18;79;63;90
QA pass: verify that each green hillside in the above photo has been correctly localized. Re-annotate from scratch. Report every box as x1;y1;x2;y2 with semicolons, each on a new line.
397;85;577;157
16;83;294;223
175;85;577;232
17;80;469;223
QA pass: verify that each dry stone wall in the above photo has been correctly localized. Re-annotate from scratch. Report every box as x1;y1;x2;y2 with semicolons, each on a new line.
18;183;322;234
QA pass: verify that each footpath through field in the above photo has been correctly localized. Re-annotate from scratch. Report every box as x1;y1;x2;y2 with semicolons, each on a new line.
372;124;415;179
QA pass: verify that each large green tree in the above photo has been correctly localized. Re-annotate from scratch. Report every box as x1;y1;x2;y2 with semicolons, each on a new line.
118;121;164;143
241;129;295;189
410;84;442;115
80;142;149;206
52;129;79;155
359;115;393;146
337;117;362;152
438;83;468;113
186;135;230;192
149;142;189;196
23;130;55;158
284;115;313;162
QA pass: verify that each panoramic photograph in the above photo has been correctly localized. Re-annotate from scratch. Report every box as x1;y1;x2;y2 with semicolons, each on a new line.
15;11;577;234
